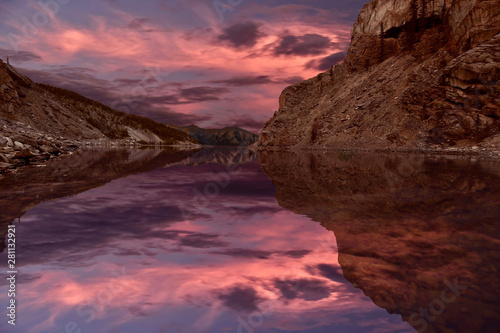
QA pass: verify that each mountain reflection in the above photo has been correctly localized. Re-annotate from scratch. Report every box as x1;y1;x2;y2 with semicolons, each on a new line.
2;148;499;332
0;148;257;252
259;150;500;333
0;148;411;333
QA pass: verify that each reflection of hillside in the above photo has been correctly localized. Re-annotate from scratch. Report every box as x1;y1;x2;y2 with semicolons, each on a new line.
0;147;258;253
259;151;500;333
0;148;200;250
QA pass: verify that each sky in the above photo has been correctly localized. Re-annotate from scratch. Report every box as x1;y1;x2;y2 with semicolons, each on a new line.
0;0;367;133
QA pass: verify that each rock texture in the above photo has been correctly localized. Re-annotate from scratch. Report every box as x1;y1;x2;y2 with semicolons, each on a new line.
258;0;500;150
0;117;79;176
0;60;199;173
259;150;500;333
177;125;258;146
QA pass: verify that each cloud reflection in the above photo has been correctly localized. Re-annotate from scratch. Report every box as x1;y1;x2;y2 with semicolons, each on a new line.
0;160;411;333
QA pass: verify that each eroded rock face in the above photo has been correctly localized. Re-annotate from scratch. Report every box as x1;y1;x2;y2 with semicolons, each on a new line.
258;0;500;150
259;150;500;333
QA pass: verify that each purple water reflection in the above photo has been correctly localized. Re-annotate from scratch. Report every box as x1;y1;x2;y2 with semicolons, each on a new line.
0;156;411;333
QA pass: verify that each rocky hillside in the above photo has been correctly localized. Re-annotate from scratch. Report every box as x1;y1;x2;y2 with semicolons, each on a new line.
0;60;199;172
177;125;258;146
258;0;500;150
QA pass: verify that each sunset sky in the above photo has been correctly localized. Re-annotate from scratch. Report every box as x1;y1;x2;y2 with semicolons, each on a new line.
0;0;366;132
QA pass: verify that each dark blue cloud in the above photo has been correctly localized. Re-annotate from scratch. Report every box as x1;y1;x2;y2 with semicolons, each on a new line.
216;21;265;48
216;286;265;312
274;278;333;301
306;51;346;71
273;34;334;56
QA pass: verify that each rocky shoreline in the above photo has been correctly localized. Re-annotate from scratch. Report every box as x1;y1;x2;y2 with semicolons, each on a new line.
3;123;499;178
0;117;200;178
256;141;500;159
0;117;76;177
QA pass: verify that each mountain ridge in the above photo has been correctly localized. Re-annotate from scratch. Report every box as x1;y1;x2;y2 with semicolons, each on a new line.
176;124;258;146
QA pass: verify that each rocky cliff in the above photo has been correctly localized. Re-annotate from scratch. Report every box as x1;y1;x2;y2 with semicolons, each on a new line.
177;125;258;146
258;0;500;150
0;60;199;173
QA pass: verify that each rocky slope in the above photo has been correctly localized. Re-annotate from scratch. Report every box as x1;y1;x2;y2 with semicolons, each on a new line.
0;60;199;173
258;0;500;150
259;151;500;333
177;125;258;146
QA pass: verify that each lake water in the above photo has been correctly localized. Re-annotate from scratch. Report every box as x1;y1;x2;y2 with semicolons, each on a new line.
1;148;499;333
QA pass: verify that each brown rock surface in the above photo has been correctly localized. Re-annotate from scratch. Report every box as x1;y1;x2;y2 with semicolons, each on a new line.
258;0;500;150
259;150;500;333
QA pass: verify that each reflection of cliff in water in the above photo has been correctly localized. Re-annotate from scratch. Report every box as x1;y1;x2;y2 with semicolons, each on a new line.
259;151;500;333
0;148;255;253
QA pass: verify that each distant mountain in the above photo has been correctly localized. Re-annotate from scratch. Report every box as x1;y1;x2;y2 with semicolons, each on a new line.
0;60;198;146
177;125;258;146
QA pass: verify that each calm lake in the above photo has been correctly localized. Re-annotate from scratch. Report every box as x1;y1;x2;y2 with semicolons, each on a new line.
1;148;499;333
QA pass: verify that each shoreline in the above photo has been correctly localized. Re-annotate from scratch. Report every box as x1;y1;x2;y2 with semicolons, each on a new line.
256;145;500;160
0;141;202;179
3;143;500;179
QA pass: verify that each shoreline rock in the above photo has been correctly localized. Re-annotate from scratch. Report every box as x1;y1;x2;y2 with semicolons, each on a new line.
0;117;201;177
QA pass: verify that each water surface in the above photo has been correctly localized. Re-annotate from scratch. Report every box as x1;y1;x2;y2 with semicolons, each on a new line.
1;148;499;333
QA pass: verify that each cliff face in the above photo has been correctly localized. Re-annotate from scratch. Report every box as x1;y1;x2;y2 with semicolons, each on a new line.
259;151;500;333
258;0;500;150
178;125;258;146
